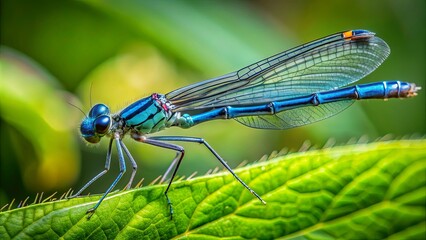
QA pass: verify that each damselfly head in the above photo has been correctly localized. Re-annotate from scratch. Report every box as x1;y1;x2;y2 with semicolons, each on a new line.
80;103;111;143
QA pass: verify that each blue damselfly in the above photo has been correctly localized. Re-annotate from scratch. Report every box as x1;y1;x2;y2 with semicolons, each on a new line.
71;29;420;219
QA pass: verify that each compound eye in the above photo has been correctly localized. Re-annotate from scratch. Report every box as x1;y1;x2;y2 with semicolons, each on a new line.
94;116;111;135
89;104;110;117
84;135;100;144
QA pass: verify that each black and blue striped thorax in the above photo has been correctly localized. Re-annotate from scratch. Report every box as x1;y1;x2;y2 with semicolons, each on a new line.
119;93;177;134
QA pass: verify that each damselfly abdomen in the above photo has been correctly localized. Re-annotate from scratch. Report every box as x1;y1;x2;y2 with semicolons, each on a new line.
71;29;420;219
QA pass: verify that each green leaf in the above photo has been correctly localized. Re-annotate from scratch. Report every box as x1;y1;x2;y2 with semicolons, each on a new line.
1;140;425;239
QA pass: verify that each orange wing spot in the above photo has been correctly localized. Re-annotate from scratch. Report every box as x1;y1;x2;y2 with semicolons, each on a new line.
343;30;353;39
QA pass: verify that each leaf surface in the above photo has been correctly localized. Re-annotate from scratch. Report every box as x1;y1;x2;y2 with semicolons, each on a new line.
0;140;425;239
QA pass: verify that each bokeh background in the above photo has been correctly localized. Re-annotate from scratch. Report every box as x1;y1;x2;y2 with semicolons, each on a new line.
1;0;424;207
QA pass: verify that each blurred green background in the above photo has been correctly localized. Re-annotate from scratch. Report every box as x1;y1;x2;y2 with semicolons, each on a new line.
1;0;424;207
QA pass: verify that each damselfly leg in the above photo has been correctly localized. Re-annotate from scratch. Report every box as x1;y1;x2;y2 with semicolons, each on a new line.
131;133;266;219
69;138;113;199
70;133;138;219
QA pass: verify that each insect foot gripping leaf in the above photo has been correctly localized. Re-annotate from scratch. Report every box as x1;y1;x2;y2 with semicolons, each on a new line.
0;139;425;239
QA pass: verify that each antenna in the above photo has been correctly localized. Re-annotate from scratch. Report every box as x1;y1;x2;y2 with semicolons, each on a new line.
68;102;87;118
89;81;94;107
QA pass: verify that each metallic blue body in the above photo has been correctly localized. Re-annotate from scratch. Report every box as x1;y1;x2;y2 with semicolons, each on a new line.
119;94;175;134
74;29;419;219
180;80;415;128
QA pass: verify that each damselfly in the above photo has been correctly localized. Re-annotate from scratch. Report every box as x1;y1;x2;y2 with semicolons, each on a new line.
71;29;419;219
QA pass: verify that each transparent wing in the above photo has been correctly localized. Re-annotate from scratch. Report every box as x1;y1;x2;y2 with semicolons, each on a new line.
166;30;390;112
235;100;354;129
